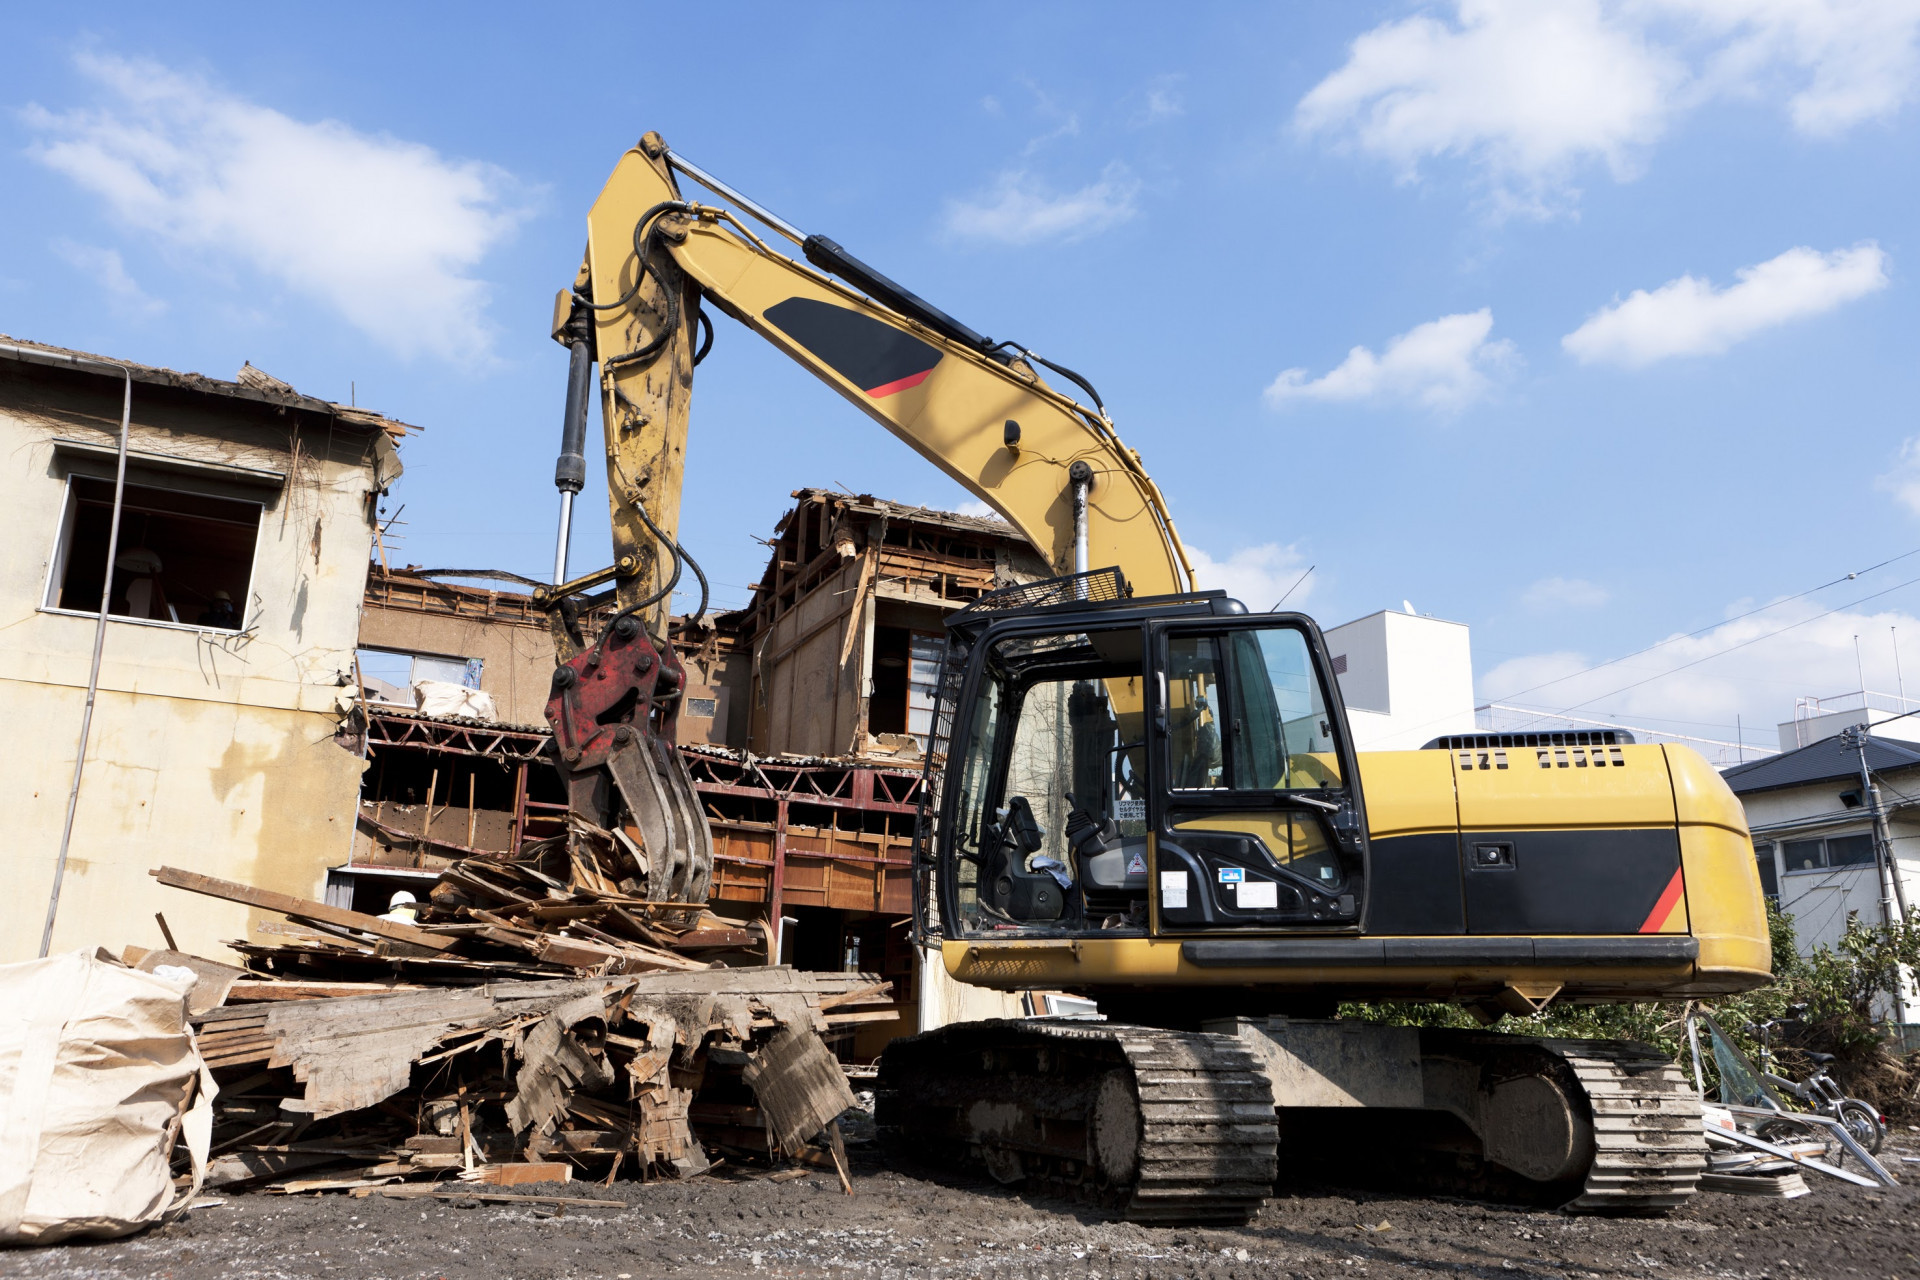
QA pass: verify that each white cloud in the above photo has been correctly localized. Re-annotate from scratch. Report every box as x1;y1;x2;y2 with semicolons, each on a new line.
1878;437;1920;517
24;53;528;362
1522;576;1611;610
1562;242;1887;366
1187;544;1315;611
1480;595;1920;739
1264;309;1517;414
1134;76;1186;126
1297;0;1920;210
949;499;1000;519
51;238;164;318
1674;0;1920;136
942;163;1140;245
1296;0;1681;209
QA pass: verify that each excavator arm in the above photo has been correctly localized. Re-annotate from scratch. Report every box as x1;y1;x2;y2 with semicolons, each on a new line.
537;131;1192;906
557;132;1194;622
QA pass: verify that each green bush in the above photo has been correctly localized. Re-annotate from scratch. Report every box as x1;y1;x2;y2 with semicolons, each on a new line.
1337;901;1919;1072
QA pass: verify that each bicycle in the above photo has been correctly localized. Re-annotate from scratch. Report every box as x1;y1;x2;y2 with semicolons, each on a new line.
1747;1011;1887;1155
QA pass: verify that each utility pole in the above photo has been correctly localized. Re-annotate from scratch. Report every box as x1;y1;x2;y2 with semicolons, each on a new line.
1841;724;1909;926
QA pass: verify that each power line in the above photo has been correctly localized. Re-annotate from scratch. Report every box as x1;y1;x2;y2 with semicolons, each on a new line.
1549;569;1920;717
1489;546;1920;705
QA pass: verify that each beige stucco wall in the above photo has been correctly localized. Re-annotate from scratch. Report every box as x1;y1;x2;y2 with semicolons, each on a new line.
0;367;394;963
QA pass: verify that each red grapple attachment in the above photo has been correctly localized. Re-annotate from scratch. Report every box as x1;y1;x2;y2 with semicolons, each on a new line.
545;616;713;902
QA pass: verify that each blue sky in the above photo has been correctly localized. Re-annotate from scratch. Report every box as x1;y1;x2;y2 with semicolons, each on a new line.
5;2;1919;757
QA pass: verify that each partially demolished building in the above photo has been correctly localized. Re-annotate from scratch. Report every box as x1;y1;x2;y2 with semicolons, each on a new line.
0;337;410;962
341;490;1044;1055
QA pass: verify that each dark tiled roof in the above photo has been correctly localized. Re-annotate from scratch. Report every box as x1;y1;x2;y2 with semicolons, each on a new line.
1722;732;1920;794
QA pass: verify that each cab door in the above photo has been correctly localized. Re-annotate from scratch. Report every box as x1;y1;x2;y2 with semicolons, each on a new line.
1147;616;1369;932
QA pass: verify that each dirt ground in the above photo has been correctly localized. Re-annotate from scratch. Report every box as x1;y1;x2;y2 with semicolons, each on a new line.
15;1133;1920;1280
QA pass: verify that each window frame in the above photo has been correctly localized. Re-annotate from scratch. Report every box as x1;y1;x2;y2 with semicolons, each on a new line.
1779;831;1881;876
934;617;1150;937
38;470;269;636
356;646;485;707
1148;616;1360;812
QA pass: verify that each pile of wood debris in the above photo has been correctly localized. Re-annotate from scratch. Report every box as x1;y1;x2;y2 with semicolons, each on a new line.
154;837;766;990
138;859;895;1195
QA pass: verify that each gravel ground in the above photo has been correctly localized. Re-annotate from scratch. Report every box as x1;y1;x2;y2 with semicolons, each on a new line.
13;1135;1920;1279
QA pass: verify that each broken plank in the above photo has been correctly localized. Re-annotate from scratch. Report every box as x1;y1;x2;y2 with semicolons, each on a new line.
227;979;428;1001
468;1162;573;1186
823;1008;905;1027
151;866;458;952
817;982;893;1010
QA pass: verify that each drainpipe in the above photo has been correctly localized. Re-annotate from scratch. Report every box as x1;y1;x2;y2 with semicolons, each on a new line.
1;343;135;957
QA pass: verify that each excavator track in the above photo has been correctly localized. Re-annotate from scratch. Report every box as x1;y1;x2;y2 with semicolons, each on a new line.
875;1020;1278;1225
1241;1021;1705;1214
1550;1039;1707;1212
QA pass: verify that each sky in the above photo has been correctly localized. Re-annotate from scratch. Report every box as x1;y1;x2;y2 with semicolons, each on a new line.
4;1;1919;759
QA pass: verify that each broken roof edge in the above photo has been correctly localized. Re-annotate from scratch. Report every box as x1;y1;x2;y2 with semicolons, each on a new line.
0;333;420;438
784;486;1017;536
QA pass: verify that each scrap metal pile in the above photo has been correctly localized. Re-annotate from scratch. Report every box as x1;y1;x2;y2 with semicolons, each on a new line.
140;858;892;1196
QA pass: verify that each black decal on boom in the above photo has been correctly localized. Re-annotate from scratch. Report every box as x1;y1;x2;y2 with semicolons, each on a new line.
766;297;942;397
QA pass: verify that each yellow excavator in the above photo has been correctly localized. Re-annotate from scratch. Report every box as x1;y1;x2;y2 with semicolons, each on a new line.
536;133;1773;1223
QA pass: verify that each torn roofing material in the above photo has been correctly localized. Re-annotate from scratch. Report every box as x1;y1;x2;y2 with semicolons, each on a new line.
0;333;420;438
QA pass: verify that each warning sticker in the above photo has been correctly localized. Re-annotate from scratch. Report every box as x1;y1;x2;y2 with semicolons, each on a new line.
1114;799;1146;822
1126;850;1147;877
1237;880;1278;909
1159;870;1188;909
1216;867;1244;884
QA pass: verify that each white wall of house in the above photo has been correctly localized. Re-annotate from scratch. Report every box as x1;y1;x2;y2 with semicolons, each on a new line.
1740;777;1920;1021
1324;609;1477;752
0;353;402;962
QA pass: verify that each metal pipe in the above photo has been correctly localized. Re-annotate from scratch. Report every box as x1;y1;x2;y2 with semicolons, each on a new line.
663;148;808;245
1068;460;1093;577
552;491;576;585
0;343;136;957
552;331;592;584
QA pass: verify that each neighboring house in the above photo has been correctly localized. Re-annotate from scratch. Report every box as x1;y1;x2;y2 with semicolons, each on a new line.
1722;732;1920;968
0;336;410;962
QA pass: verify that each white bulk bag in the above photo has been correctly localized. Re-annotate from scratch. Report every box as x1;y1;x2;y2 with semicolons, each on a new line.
413;679;498;721
0;949;214;1245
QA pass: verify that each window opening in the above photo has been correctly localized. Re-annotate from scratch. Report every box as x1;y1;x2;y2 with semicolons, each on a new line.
357;647;484;707
50;476;260;629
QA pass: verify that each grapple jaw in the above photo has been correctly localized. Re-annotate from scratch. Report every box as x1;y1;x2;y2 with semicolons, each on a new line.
545;616;713;903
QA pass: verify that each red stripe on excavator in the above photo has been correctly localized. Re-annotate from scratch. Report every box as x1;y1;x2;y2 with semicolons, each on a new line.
1639;867;1686;933
865;368;935;398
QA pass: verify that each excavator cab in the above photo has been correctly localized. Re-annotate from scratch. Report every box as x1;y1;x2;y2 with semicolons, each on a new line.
928;569;1369;942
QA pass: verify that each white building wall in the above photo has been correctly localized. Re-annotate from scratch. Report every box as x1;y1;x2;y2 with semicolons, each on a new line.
1741;781;1920;1021
0;365;398;962
1323;609;1477;752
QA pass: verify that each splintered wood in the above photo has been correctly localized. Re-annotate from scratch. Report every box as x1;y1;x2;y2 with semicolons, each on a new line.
151;861;892;1193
